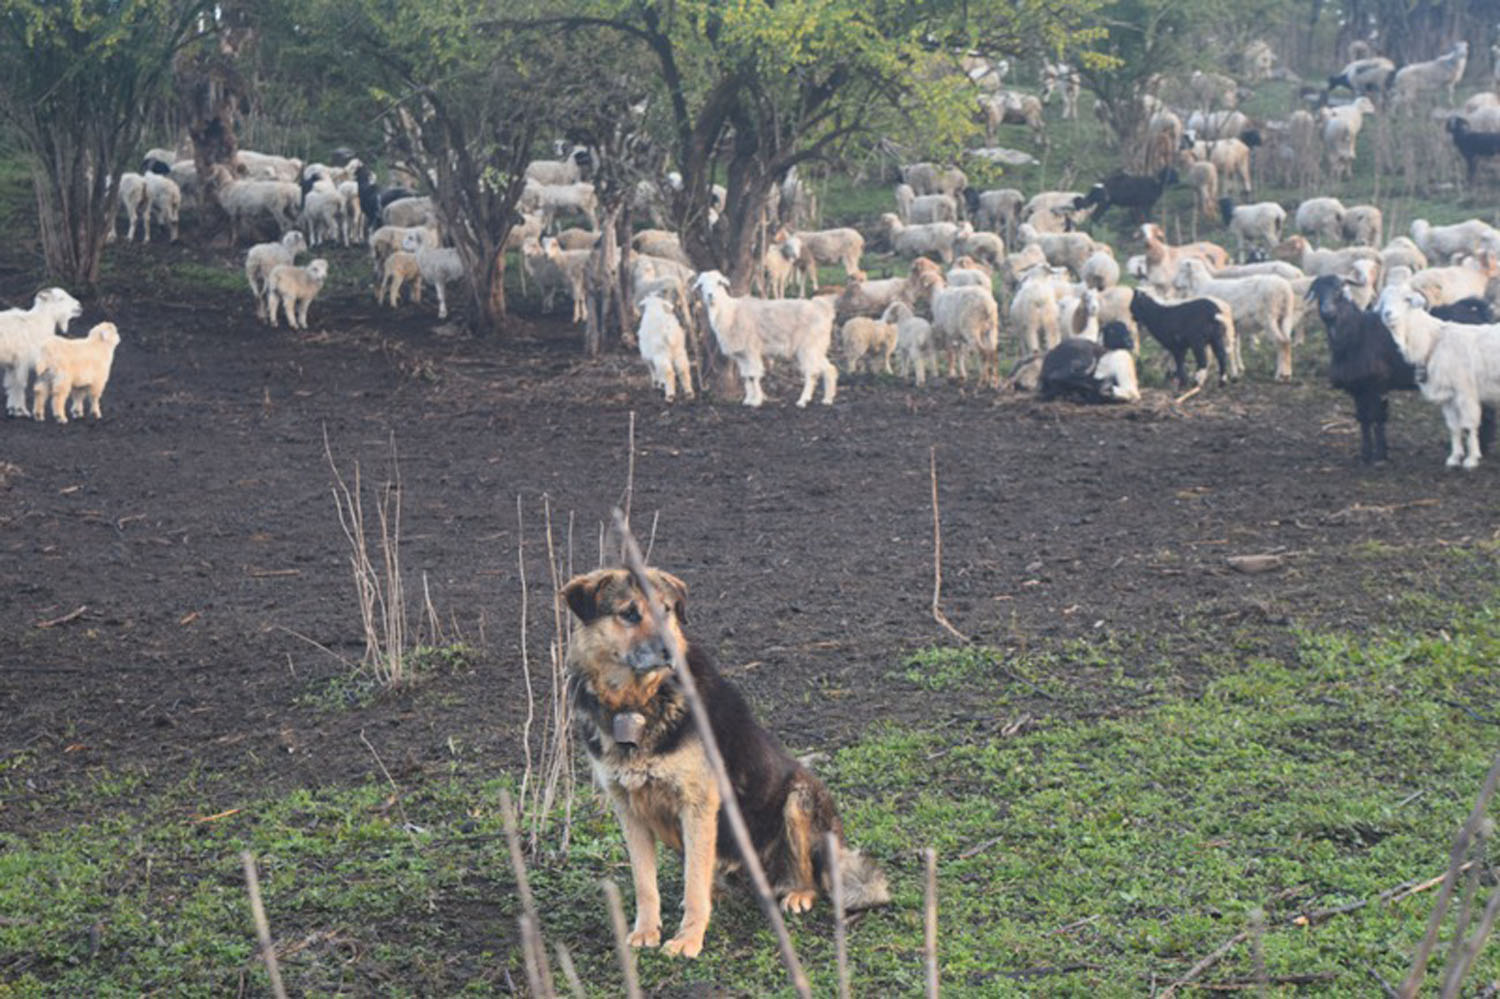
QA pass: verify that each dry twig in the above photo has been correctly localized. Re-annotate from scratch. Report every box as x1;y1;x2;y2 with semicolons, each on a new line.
240;851;289;999
929;447;968;643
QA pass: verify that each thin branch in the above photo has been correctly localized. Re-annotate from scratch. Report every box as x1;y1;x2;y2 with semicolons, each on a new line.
602;880;644;999
240;851;290;999
930;447;968;643
924;847;940;999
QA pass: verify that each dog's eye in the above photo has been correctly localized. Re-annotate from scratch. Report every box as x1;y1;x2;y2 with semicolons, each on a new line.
619;605;642;625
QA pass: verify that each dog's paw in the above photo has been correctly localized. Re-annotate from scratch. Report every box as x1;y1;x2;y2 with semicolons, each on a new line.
662;931;704;958
780;889;817;914
626;926;660;949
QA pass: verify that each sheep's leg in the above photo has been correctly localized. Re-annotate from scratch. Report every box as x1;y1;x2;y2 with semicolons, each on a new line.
795;358;819;408
437;281;450;320
739;355;765;407
4;365;29;416
675;349;695;400
49;378;69;424
820;360;839;406
1275;339;1292;382
1444;406;1467;467
661;361;677;402
29;378;48;421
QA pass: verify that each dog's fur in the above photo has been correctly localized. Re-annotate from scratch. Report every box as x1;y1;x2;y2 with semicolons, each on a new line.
562;567;888;959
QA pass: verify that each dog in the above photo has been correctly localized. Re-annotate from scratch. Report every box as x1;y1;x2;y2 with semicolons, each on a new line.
562;566;889;959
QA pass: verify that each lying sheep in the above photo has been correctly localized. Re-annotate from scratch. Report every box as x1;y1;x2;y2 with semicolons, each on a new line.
636;294;694;402
881;300;935;385
265;259;330;330
31;322;121;424
0;288;83;416
377;250;423;307
840;316;898;374
246;231;309;322
693;270;838;407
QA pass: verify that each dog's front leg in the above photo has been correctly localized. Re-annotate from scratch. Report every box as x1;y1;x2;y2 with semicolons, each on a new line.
663;802;718;958
615;806;662;948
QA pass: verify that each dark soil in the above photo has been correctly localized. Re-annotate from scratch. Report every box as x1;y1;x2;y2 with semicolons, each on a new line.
3;237;1498;833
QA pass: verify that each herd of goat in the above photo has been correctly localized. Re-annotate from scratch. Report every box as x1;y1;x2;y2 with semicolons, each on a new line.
9;37;1500;471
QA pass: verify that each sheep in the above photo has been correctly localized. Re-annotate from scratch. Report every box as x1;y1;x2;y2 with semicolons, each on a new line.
1341;205;1383;247
1328;56;1395;96
1008;269;1066;354
116;172;150;242
1173;258;1298;380
207;164;302;244
1040;61;1081;119
556;227;602;252
245;231;309;321
1272;234;1382;280
381;196;435;230
881;300;935;385
1381;236;1428;275
691;270;838;407
1128;289;1239;388
756;236;803;299
520;181;599;230
524;147;588;187
834;270;916;318
1242;40;1277;82
393;235;463;321
840;316;898;374
1081;249;1120;290
235;150;302;182
1377;283;1500;468
631;229;690;265
370;224;439;278
1445;117;1500;182
914;271;1001;386
377;250;423;307
1186;138;1254;195
1214;260;1304;281
904;192;960;224
1074;168;1178;224
1405;252;1500;307
338;179;365;243
881;214;962;264
979;92;1044;140
1410;218;1500;264
300;187;347;248
1186;160;1220;223
791;227;865;288
1319;99;1374;179
899;163;966;200
1139;223;1232;293
264;259;329;330
1391;42;1468;106
1186;109;1252;142
1037;323;1140;403
954;230;1004;268
1219;199;1287;259
1021;191;1087;234
139;173;181;243
1145;109;1185;173
1294;197;1347;247
1017;224;1101;278
972;188;1024;242
636;294;694;402
0;288;83;416
1058;287;1102;342
31;322;121;424
945;258;993;288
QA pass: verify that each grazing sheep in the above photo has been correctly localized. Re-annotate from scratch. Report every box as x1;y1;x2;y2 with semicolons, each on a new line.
245;231;309;321
31;322;121;424
0;288;82;416
791;227;865;288
1038;323;1140;403
1341;205;1383;246
954;230;1004;268
1186;160;1220;223
377;250;423;307
692;270;838;407
1129;289;1239;387
1219;199;1287;259
1186;138;1254;196
1377;284;1500;468
265;259;330;330
973;188;1024;242
1173;258;1298;380
1021;190;1087;234
1328;56;1395;96
636;294;694;402
1410;218;1500;264
1295;197;1347;246
1405;253;1500;308
835;270;916;319
381;196;435;229
207;164;302;245
1391;42;1468;106
840;316;898;374
881;214;963;264
881;300;935;385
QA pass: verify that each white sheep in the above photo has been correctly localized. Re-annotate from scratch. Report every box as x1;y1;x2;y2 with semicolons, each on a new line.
921;273;1000;385
905;191;960;224
1186;160;1219;222
116;172;149;242
1391;42;1468;106
840;316;898;373
1173;258;1298;380
979;91;1045;141
955;230;1004;268
1080;249;1120;290
1222;200;1287;259
756;236;803;299
138;173;181;243
377;250;423;307
1016;224;1100;277
1342;205;1382;247
398;231;467;320
525;149;585;187
245;231;309;322
207;164;302;244
1020;190;1086;234
370;224;438;277
0;288;82;416
1410;218;1500;264
235;150;302;182
520;181;598;230
973;188;1024;241
1380;236;1428;275
1294;197;1346;246
301;188;347;248
31;321;121;424
1320;99;1374;179
900;163;966;199
631;229;691;266
265;259;330;330
1406;253;1500;307
1377;283;1500;468
791;227;865;287
882;215;965;263
834;270;915;318
881;300;935;385
692;270;838;407
339;179;365;243
1008;269;1065;354
381;196;435;229
636;294;694;402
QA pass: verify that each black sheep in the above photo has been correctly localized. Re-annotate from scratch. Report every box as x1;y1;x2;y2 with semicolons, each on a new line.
1306;275;1494;463
1430;296;1495;325
1038;322;1140;403
1073;167;1178;224
1128;289;1235;388
354;164;382;230
1446;117;1500;182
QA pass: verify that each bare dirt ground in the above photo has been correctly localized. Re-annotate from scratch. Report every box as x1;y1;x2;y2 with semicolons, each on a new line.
2;236;1498;837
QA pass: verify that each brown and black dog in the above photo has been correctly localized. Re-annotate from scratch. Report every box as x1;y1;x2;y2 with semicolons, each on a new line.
562;566;888;958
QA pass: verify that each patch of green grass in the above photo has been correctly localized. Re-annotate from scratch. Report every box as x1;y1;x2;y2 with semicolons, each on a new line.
296;643;478;711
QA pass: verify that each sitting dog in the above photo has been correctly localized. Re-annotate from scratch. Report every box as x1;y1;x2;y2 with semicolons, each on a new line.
562;567;889;959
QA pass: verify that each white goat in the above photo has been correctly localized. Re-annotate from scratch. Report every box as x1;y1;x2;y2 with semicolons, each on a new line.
692;270;838;407
1391;42;1468;105
31;321;121;423
246;231;309;321
265;259;330;330
0;288;83;416
791;227;865;287
636;294;694;401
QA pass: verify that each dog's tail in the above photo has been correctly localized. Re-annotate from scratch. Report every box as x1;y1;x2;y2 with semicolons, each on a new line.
826;842;891;911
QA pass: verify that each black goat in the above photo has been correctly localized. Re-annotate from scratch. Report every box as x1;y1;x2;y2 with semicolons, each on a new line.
1446;117;1500;182
1038;322;1140;403
1431;296;1495;324
354;164;382;231
1128;289;1236;388
1306;275;1494;463
1073;167;1178;224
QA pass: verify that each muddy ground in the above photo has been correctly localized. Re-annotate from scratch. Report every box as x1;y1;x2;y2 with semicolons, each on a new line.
2;237;1497;834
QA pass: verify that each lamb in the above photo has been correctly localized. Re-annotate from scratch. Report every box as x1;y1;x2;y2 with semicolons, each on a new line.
894;184;959;224
881;300;935;385
338;180;365;243
377;250;423;307
1377;283;1500;468
692;270;838;407
207;164;302;244
1410;218;1500;264
840;316;898;374
1073;168;1178;224
370;224;438;277
791;227;865;288
636;294;694;402
1294;197;1346;247
1446;117;1500;182
140;173;181;243
115;172;149;242
1186;160;1219;223
1008;269;1066;354
1128;289;1239;388
245;231;309;321
1341;205;1383;247
1037;323;1140;403
1219;199;1287;259
1391;42;1468;106
396;232;466;321
264;259;330;330
1405;253;1500;307
31;322;121;424
1327;56;1395;96
1173;257;1298;380
0;288;83;416
881;214;963;264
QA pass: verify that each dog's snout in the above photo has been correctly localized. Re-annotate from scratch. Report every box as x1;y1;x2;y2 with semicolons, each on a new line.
625;635;671;673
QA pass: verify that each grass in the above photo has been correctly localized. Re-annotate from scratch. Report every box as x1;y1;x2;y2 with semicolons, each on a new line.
6;597;1500;996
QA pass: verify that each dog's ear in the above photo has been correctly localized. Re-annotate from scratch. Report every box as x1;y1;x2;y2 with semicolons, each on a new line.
650;569;689;624
561;570;611;623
